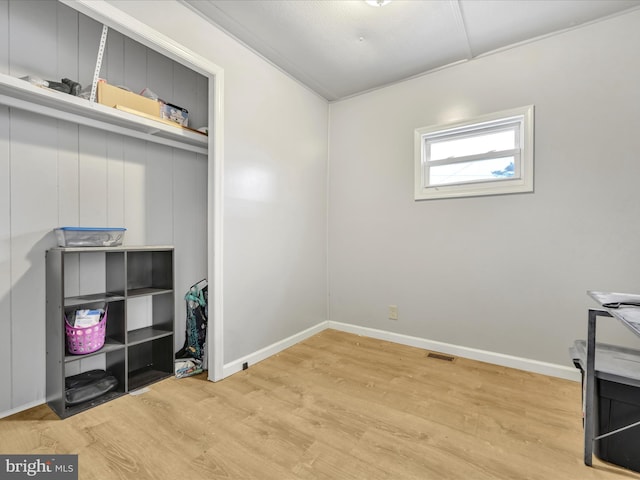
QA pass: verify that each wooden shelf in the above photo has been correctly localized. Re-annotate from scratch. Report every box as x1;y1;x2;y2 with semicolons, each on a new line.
0;73;207;154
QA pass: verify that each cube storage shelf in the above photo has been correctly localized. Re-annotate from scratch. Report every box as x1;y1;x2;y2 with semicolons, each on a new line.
46;245;174;418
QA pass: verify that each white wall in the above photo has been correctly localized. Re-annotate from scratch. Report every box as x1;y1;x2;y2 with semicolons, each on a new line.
328;10;640;367
106;1;329;364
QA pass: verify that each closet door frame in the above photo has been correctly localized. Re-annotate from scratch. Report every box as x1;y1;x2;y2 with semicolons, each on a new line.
61;0;225;382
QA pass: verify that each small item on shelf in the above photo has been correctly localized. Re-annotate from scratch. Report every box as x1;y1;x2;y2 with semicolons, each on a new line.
77;83;93;100
71;308;104;328
61;78;81;96
45;78;82;96
140;87;160;101
45;80;70;94
65;306;107;355
54;226;126;247
160;102;189;126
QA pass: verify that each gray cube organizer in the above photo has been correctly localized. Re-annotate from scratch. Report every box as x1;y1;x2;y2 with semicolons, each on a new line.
46;245;174;418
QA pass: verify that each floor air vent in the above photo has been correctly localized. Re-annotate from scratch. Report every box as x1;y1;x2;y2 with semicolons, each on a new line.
427;352;456;362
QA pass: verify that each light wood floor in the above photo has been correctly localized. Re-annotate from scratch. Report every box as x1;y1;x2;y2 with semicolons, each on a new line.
2;329;640;480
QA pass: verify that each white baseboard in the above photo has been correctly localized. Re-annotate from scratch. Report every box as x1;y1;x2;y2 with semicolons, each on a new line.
222;320;329;378
221;320;580;382
0;398;45;420
327;321;580;381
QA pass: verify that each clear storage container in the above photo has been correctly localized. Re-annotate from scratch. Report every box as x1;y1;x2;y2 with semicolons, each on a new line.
54;227;126;247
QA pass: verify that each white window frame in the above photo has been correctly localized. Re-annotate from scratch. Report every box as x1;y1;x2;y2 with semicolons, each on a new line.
414;105;534;200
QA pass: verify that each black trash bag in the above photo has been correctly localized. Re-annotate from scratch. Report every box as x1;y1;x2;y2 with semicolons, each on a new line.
65;369;118;406
175;279;208;361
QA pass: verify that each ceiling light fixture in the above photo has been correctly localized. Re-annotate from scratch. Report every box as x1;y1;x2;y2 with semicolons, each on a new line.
365;0;392;6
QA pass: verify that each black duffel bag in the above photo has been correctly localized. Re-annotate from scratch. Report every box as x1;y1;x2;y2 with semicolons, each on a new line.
65;369;118;406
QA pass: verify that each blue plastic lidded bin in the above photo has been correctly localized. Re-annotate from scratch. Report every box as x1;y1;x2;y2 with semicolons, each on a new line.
54;227;126;247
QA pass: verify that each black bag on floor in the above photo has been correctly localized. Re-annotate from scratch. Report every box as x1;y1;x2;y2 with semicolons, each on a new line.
65;369;118;406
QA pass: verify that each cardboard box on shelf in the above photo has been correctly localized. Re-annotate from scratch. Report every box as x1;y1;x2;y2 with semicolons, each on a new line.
97;82;160;118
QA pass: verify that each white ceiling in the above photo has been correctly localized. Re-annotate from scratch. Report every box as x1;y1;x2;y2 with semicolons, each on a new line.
181;0;640;101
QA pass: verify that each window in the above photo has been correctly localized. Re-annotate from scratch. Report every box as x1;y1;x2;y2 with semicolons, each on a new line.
414;105;534;200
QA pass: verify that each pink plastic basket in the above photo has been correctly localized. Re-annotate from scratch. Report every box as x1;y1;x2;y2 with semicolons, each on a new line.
65;308;107;355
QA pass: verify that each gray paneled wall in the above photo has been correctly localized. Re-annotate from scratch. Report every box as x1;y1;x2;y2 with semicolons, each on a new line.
0;0;209;416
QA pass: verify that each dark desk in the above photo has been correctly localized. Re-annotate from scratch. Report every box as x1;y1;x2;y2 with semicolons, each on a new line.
584;291;640;466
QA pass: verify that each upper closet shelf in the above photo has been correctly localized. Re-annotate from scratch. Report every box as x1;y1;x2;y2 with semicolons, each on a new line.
0;73;208;155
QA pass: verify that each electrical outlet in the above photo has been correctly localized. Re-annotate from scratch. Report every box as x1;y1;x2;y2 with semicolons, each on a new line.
388;305;398;321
